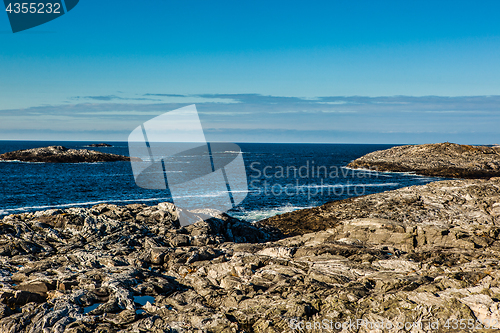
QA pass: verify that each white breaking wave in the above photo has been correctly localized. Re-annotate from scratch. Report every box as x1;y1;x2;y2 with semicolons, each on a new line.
340;166;393;177
176;189;250;199
345;167;425;177
0;160;45;164
0;189;253;216
229;205;312;222
0;160;107;165
344;166;450;179
212;151;245;154
418;177;443;182
379;171;420;176
290;183;400;189
0;197;171;215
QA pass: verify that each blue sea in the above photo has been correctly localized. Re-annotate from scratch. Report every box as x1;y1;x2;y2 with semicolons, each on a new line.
0;141;445;221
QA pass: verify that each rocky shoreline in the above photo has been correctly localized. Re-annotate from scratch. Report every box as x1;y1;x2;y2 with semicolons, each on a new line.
1;178;500;332
347;142;500;179
0;146;139;163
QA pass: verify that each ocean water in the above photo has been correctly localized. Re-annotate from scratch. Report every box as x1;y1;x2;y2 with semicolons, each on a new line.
0;141;445;221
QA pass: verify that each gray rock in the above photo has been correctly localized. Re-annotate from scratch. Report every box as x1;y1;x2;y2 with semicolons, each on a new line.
0;146;141;163
347;142;500;178
1;179;500;332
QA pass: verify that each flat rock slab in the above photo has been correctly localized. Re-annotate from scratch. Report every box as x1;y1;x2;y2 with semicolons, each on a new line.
0;146;140;163
347;142;500;178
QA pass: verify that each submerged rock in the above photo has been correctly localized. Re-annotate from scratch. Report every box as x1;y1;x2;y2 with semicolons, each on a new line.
0;146;140;163
347;142;500;178
0;179;500;332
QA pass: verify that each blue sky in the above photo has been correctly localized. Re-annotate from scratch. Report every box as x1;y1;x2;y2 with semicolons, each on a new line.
1;0;500;143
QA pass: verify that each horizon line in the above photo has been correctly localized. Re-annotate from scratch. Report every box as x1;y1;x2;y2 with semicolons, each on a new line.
0;139;497;146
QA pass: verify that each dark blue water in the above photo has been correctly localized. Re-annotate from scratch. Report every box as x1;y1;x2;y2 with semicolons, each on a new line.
0;141;445;221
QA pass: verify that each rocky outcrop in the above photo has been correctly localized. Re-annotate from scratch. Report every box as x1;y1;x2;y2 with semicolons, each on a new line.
0;178;500;332
87;143;113;147
0;146;140;163
0;203;281;332
261;176;500;236
347;142;500;178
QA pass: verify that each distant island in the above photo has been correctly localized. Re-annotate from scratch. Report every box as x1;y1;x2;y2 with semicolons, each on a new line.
87;143;113;147
348;142;500;178
0;146;141;163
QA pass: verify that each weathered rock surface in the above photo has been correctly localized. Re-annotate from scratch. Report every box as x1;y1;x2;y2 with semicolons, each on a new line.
1;178;500;332
261;176;500;236
87;143;113;147
0;146;140;163
347;142;500;178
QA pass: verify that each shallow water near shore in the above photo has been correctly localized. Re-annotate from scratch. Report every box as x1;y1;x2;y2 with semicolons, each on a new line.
0;141;446;221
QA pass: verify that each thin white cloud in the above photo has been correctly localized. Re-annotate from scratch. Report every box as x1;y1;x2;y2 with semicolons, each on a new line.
1;94;499;143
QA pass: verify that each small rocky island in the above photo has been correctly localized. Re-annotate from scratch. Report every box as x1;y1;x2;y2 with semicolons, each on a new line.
0;178;500;331
87;143;113;147
348;142;500;178
0;146;140;163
